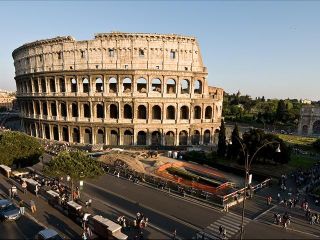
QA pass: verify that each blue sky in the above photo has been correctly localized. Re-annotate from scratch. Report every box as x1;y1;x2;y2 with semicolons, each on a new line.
0;1;319;100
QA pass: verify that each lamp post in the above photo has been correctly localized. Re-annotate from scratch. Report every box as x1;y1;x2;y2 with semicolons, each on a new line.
232;137;281;240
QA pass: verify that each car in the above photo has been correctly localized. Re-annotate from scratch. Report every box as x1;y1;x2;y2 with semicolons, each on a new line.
36;229;64;240
0;199;21;221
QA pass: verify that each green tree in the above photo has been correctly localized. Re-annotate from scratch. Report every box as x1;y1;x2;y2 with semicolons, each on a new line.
276;100;288;122
0;131;44;167
44;150;103;199
230;124;241;160
217;119;227;157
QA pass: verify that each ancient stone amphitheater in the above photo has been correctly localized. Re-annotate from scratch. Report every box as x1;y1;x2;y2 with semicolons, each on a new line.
13;32;223;146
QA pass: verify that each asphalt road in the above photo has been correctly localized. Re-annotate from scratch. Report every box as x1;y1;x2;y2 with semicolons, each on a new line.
0;215;43;239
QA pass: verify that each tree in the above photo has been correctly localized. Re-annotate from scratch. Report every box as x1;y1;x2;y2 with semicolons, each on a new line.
0;131;44;167
217;119;227;157
276;100;288;122
230;124;241;160
44;150;104;199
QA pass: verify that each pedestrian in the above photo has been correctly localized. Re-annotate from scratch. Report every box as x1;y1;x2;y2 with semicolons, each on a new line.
88;199;92;207
219;225;223;235
81;231;87;240
172;229;176;240
22;181;27;194
35;184;39;197
277;193;281;203
222;227;227;239
19;200;25;215
30;200;36;213
11;185;17;199
85;226;92;239
85;200;89;208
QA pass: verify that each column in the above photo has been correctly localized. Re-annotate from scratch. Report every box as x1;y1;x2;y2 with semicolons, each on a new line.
104;75;109;94
133;131;138;145
49;125;53;140
175;129;179;146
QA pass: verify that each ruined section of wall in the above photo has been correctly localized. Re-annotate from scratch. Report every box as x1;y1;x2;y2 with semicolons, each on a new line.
298;105;320;136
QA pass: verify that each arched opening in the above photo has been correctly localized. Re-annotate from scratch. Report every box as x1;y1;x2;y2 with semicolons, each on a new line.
194;106;201;119
72;128;80;143
82;78;90;93
137;131;147;145
72;103;78;117
152;105;161;120
59;78;66;92
96;104;104;118
41;78;46;93
34;79;39;93
49;78;56;92
204;130;211;144
138;105;147;119
109;77;117;93
165;131;175;146
166;79;176;94
110;130;119;146
44;125;50;139
151;131;161;145
194;80;202;94
31;124;36;137
83;103;91;118
313;120;320;134
51;103;57;116
151;78;162;93
180;106;189;119
84;128;92;144
166;106;175;120
205;106;212;119
122;77;132;93
179;131;188;145
180;79;190;94
123;130;133;145
53;125;59;141
124;104;132;119
110;104;118;119
137;78;147;93
61;102;67;117
191;130;200;145
71;78;77;92
62;127;69;142
213;129;220;145
29;102;34;114
302;125;308;135
95;77;103;92
42;102;48;116
35;102;40;115
97;129;105;144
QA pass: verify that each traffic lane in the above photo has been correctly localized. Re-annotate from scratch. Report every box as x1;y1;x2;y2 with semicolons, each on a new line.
84;182;198;239
88;174;223;228
0;215;43;239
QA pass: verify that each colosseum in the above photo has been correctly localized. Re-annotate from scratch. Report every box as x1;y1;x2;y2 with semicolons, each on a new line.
12;32;223;146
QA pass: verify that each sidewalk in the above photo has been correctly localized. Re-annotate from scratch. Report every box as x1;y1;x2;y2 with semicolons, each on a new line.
0;175;82;239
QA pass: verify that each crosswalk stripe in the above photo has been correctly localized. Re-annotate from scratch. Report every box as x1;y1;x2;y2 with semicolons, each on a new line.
215;220;241;230
207;224;237;236
217;217;242;226
208;223;238;233
206;226;232;238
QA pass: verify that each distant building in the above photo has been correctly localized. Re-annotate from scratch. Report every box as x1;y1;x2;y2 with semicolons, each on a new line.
298;105;320;136
301;99;312;105
0;90;16;110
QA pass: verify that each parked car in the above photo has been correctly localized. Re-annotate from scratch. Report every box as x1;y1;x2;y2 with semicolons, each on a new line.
0;199;21;221
35;229;63;240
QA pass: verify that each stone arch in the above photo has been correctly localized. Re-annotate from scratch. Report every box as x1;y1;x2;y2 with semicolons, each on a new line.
95;77;103;92
137;131;147;145
109;77;117;93
137;78;147;93
204;129;211;144
44;124;50;139
110;104;118;119
302;125;308;135
181;79;190;94
34;79;39;93
60;102;67;117
122;77;132;93
83;103;91;118
124;104;133;119
213;129;220;145
72;127;80;143
62;126;69;142
82;78;90;93
96;104;104;118
42;102;48;116
180;106;189;119
123;130;133;145
53;125;59;141
313;120;320;134
194;80;202;94
152;105;161;120
151;131;161;145
166;106;175;120
59;77;66;92
72;103;78;117
166;79;176;94
191;130;200;145
110;130;119;145
35;101;40;115
205;106;212;119
31;123;36;137
138;105;147;119
49;78;56;92
179;130;188;145
41;78;46;93
51;102;57;116
84;128;92;144
165;131;175;146
151;78;162;93
194;106;201;119
29;102;34;115
71;78;77;92
96;129;105;144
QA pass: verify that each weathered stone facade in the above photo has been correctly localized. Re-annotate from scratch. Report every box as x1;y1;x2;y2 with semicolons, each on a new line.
298;105;320;136
12;32;223;146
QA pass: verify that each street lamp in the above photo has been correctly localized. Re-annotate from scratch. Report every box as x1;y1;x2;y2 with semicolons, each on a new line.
233;137;281;240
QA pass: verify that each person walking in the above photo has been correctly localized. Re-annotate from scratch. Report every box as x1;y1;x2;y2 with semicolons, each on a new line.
11;185;17;199
35;185;39;197
21;181;27;194
19;200;25;215
30;200;36;213
219;225;223;235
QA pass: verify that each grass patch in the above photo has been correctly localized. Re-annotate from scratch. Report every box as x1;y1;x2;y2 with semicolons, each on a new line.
289;154;318;169
277;134;317;146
